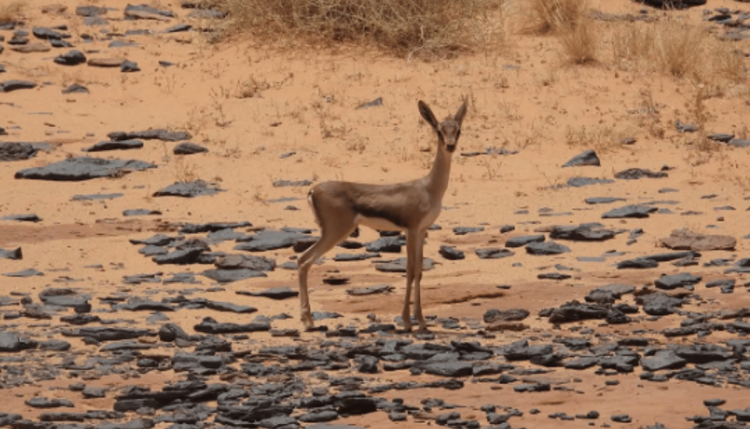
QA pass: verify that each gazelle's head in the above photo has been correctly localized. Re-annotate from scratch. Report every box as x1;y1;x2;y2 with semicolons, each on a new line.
418;98;468;154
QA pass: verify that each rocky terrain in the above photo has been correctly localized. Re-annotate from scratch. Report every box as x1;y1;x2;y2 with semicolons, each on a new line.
3;0;750;428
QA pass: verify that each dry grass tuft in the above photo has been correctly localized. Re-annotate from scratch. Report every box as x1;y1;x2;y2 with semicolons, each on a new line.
521;0;587;35
0;1;26;23
558;18;597;64
612;18;746;84
216;0;506;58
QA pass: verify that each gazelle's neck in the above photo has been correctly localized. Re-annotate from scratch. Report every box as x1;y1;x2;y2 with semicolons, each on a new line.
427;147;452;200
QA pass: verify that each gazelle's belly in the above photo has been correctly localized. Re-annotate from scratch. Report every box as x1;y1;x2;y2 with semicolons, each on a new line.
355;214;405;232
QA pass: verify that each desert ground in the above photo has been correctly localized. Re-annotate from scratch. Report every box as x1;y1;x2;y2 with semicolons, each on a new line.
2;0;750;428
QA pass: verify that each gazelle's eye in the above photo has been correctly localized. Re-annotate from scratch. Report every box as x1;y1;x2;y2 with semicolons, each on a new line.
457;130;461;138
437;130;443;140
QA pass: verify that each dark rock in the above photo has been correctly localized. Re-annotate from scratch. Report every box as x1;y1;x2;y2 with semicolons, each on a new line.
563;150;600;167
202;268;266;283
611;414;632;423
0;142;39;161
439;245;465;260
54;50;86;65
365;237;402;253
164;24;191;33
153;180;222;198
117;297;176;312
0;80;36;92
636;292;684;315
173;142;207;155
61;327;153;342
4;268;43;277
0;247;22;260
15;157;155;181
615;168;667;180
566;177;614;187
237;287;298;300
180;221;252;234
121;60;140;72
108;129;191;142
124;209;161;216
550;224;616;241
585;197;626;204
33;27;69;40
526;241;570;255
193;316;270;334
475;248;515;259
453;226;484;235
602;204;658;219
375;257;434;273
153;247;206;265
76;5;107;16
346;284;394;296
234;230;307;252
642;350;687;371
585;284;635;304
484;308;529;323
0;332;38;352
617;258;659;269
655;272;702;290
548;301;609;323
82;140;143;152
537;272;571;280
505;235;544;248
418;361;473;377
62;83;89;94
1;213;41;222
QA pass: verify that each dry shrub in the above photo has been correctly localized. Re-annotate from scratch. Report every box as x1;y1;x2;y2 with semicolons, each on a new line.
653;19;703;78
0;1;26;23
217;0;505;58
558;18;597;64
521;0;587;35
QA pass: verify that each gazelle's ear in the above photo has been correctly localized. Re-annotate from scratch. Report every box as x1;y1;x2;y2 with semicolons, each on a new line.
454;98;468;126
418;100;439;131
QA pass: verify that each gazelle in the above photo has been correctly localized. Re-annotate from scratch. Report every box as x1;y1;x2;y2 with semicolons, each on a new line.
297;98;468;332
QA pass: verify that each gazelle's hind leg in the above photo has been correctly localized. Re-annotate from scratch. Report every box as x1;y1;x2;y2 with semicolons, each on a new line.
412;229;428;331
298;209;357;331
402;230;418;332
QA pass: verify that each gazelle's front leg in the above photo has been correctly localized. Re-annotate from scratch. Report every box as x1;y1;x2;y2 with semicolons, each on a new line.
412;229;428;331
402;230;417;332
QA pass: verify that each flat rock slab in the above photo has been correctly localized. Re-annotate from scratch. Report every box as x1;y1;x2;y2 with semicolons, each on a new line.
505;235;544;248
550;224;616;241
475;248;515;259
202;268;266;283
525;241;570;255
374;258;435;273
1;142;39;161
15;157;156;181
0;332;38;352
173;142;208;154
87;58;126;67
566;177;614;187
602;204;658;219
215;254;275;271
62;327;153;341
3;268;43;277
10;43;51;53
484;308;530;323
655;272;702;290
642;350;687;372
153;180;222;197
72;193;124;201
237;287;298;300
346;284;394;296
109;129;191;141
0;80;37;92
1;213;41;222
193;317;270;334
585;197;626;204
548;301;609;323
82;140;143;152
660;228;736;251
234;230;308;252
636;292;684;315
181;221;252;233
